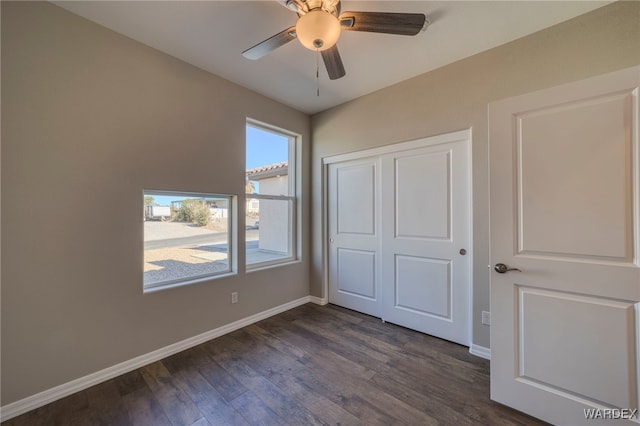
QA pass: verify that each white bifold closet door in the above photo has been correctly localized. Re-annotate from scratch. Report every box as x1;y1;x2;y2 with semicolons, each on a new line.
327;131;471;346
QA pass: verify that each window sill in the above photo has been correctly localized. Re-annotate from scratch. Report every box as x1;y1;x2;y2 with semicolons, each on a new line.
143;271;237;294
246;258;301;273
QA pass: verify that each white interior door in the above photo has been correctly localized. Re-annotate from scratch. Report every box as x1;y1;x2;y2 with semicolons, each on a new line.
327;131;471;346
327;156;381;317
380;140;470;345
489;66;640;425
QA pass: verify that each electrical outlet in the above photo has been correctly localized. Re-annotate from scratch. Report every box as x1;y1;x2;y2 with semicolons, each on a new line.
231;292;238;304
481;311;491;326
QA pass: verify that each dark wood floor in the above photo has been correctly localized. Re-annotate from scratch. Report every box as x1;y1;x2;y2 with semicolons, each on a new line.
3;303;547;425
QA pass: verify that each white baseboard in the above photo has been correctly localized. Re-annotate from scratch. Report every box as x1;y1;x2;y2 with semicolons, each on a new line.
0;296;313;422
469;344;491;360
309;296;328;305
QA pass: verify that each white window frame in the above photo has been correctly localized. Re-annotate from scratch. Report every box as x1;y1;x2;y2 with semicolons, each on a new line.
143;190;237;293
246;119;301;271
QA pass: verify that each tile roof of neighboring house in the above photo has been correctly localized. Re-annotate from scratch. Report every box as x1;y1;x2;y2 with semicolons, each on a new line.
246;162;288;181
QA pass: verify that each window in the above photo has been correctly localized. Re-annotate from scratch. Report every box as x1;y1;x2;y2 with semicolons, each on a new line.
143;190;235;292
246;120;299;269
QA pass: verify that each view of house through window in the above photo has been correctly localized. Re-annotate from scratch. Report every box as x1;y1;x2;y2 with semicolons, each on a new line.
143;191;233;291
246;122;297;268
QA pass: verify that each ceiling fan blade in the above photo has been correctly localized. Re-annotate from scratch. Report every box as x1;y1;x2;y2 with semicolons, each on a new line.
321;45;346;80
339;12;426;36
242;26;297;60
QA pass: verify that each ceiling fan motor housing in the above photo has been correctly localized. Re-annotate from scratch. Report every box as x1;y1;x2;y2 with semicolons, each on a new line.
286;0;341;17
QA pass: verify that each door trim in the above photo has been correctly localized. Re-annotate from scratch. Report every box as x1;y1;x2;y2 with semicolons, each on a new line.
321;128;473;346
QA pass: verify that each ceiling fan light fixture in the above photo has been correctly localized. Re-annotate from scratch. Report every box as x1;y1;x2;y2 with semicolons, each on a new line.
296;9;341;51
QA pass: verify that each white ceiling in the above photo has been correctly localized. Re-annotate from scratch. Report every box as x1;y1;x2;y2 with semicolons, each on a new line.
54;1;609;114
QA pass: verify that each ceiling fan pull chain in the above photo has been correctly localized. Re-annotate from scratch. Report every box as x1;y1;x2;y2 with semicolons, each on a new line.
316;48;320;97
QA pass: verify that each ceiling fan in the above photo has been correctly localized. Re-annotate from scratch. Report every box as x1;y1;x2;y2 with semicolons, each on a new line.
242;0;429;80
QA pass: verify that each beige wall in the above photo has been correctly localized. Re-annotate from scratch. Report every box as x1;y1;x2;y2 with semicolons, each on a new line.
310;1;640;349
1;2;310;405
